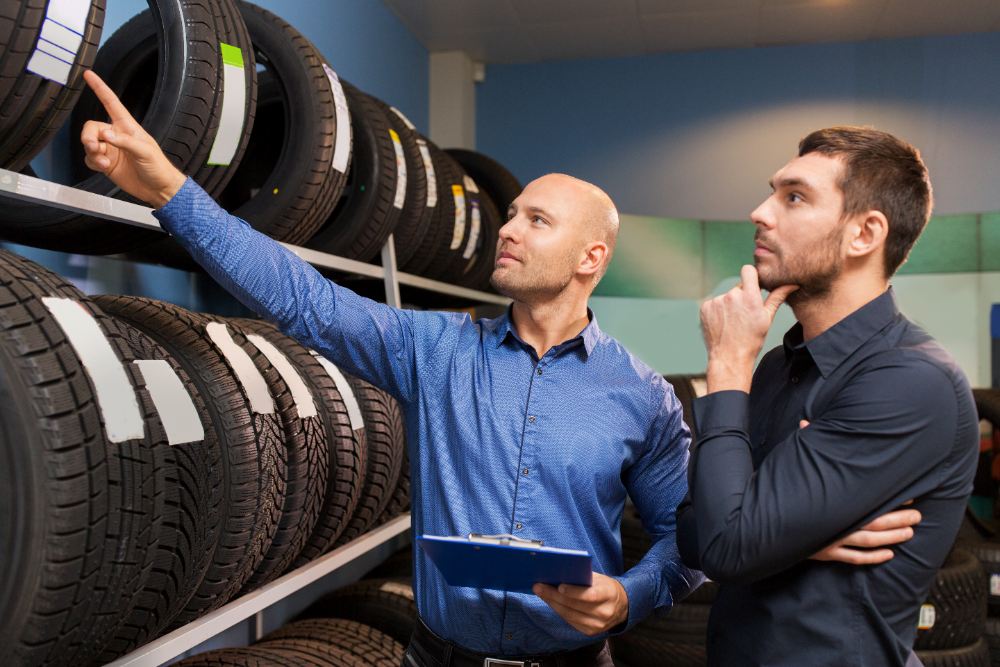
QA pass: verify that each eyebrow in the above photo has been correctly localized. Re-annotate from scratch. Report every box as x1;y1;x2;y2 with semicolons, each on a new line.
769;177;815;192
508;204;556;221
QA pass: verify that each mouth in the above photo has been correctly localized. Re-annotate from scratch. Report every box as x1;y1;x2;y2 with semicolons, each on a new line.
496;251;520;265
754;241;774;258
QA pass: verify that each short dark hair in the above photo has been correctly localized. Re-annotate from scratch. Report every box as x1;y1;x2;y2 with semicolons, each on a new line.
798;126;932;277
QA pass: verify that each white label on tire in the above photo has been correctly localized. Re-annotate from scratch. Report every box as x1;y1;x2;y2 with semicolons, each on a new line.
389;129;407;210
247;334;317;419
418;140;437;207
463;175;480;194
389;106;416;131
324;63;351;174
42;297;144;442
917;604;935;630
207;43;247;167
26;0;90;86
379;580;415;600
462;201;481;260
311;352;364;431
450;184;466;250
991;574;1000;596
134;360;204;445
205;322;274;415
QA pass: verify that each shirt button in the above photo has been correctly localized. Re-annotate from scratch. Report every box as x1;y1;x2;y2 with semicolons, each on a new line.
522;467;530;475
515;522;523;530
536;368;543;376
528;415;536;423
791;376;800;384
506;633;513;640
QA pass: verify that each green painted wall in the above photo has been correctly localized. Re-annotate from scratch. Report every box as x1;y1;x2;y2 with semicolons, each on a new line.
592;212;1000;386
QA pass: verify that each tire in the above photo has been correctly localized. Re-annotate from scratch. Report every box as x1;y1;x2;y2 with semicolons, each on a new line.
226;2;349;242
959;539;1000;617
985;617;1000;663
0;0;257;255
305;82;401;262
262;618;405;666
0;250;163;665
664;374;704;438
230;319;368;568
376;449;410;525
336;376;406;545
302;577;416;645
219;317;328;589
418;148;476;282
915;548;987;651
399;139;462;276
252;639;367;666
460;186;503;292
366;545;414;579
98;319;220;659
373;102;433;269
611;604;710;667
445;148;523;218
93;296;286;626
916;638;991;667
0;0;104;170
175;646;336;667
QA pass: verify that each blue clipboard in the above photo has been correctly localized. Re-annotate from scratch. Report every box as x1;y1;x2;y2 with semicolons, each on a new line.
418;533;592;594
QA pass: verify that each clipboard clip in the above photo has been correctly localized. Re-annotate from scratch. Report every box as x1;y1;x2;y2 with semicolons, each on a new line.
468;533;544;547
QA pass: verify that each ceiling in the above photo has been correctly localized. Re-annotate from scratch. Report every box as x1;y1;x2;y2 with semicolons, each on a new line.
382;0;1000;64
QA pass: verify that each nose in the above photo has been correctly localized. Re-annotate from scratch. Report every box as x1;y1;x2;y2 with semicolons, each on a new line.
498;215;519;244
750;196;775;231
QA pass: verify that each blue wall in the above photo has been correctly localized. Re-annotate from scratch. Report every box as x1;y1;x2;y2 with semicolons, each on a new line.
104;0;428;131
477;32;1000;221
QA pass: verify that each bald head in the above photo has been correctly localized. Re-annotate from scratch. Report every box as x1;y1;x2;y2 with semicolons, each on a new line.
526;173;620;270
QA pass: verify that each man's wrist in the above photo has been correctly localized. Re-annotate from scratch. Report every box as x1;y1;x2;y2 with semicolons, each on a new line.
706;356;754;393
156;170;187;208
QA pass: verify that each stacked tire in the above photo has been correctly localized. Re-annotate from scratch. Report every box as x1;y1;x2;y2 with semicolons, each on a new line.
0;246;409;662
0;1;519;294
959;388;1000;665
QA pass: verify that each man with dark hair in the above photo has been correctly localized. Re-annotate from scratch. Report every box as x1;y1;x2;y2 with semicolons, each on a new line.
678;126;978;665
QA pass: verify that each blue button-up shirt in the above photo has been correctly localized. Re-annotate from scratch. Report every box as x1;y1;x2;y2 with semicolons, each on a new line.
154;178;700;654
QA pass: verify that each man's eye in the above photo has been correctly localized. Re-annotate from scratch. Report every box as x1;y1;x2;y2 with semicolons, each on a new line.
787;192;803;204
533;216;546;225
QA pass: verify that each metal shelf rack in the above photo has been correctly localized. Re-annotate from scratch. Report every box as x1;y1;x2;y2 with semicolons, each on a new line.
0;168;504;665
0;168;510;309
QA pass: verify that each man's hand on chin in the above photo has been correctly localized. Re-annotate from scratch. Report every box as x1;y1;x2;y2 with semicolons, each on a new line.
700;265;797;393
533;573;629;637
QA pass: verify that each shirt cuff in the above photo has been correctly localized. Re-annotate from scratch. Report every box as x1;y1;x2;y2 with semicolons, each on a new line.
611;568;663;634
151;176;206;235
692;390;749;436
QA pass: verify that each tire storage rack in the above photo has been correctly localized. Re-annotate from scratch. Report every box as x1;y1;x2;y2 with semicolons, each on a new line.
0;1;515;665
614;376;996;667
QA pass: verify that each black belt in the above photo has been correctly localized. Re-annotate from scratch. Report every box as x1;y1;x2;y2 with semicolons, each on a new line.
408;618;607;667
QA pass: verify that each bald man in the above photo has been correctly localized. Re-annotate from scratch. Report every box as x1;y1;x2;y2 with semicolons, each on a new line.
79;71;700;666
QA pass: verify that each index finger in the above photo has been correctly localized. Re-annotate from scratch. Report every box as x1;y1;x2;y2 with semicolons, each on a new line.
740;264;760;296
83;70;135;124
862;509;922;531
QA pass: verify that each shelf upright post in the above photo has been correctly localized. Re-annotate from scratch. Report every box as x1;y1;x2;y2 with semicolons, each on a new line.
381;234;402;308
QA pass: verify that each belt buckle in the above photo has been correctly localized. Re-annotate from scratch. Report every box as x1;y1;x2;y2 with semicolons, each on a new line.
483;660;538;667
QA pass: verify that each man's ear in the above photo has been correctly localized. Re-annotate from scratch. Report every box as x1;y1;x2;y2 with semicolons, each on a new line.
578;241;609;277
846;210;888;260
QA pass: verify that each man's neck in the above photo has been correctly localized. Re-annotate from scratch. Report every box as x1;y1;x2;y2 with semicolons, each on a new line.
791;275;890;341
510;298;591;359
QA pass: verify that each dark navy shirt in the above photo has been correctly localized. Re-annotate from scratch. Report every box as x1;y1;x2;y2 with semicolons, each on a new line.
154;178;702;654
677;289;978;666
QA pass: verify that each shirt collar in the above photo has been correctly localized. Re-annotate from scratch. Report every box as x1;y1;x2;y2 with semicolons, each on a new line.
489;306;601;358
782;288;900;377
